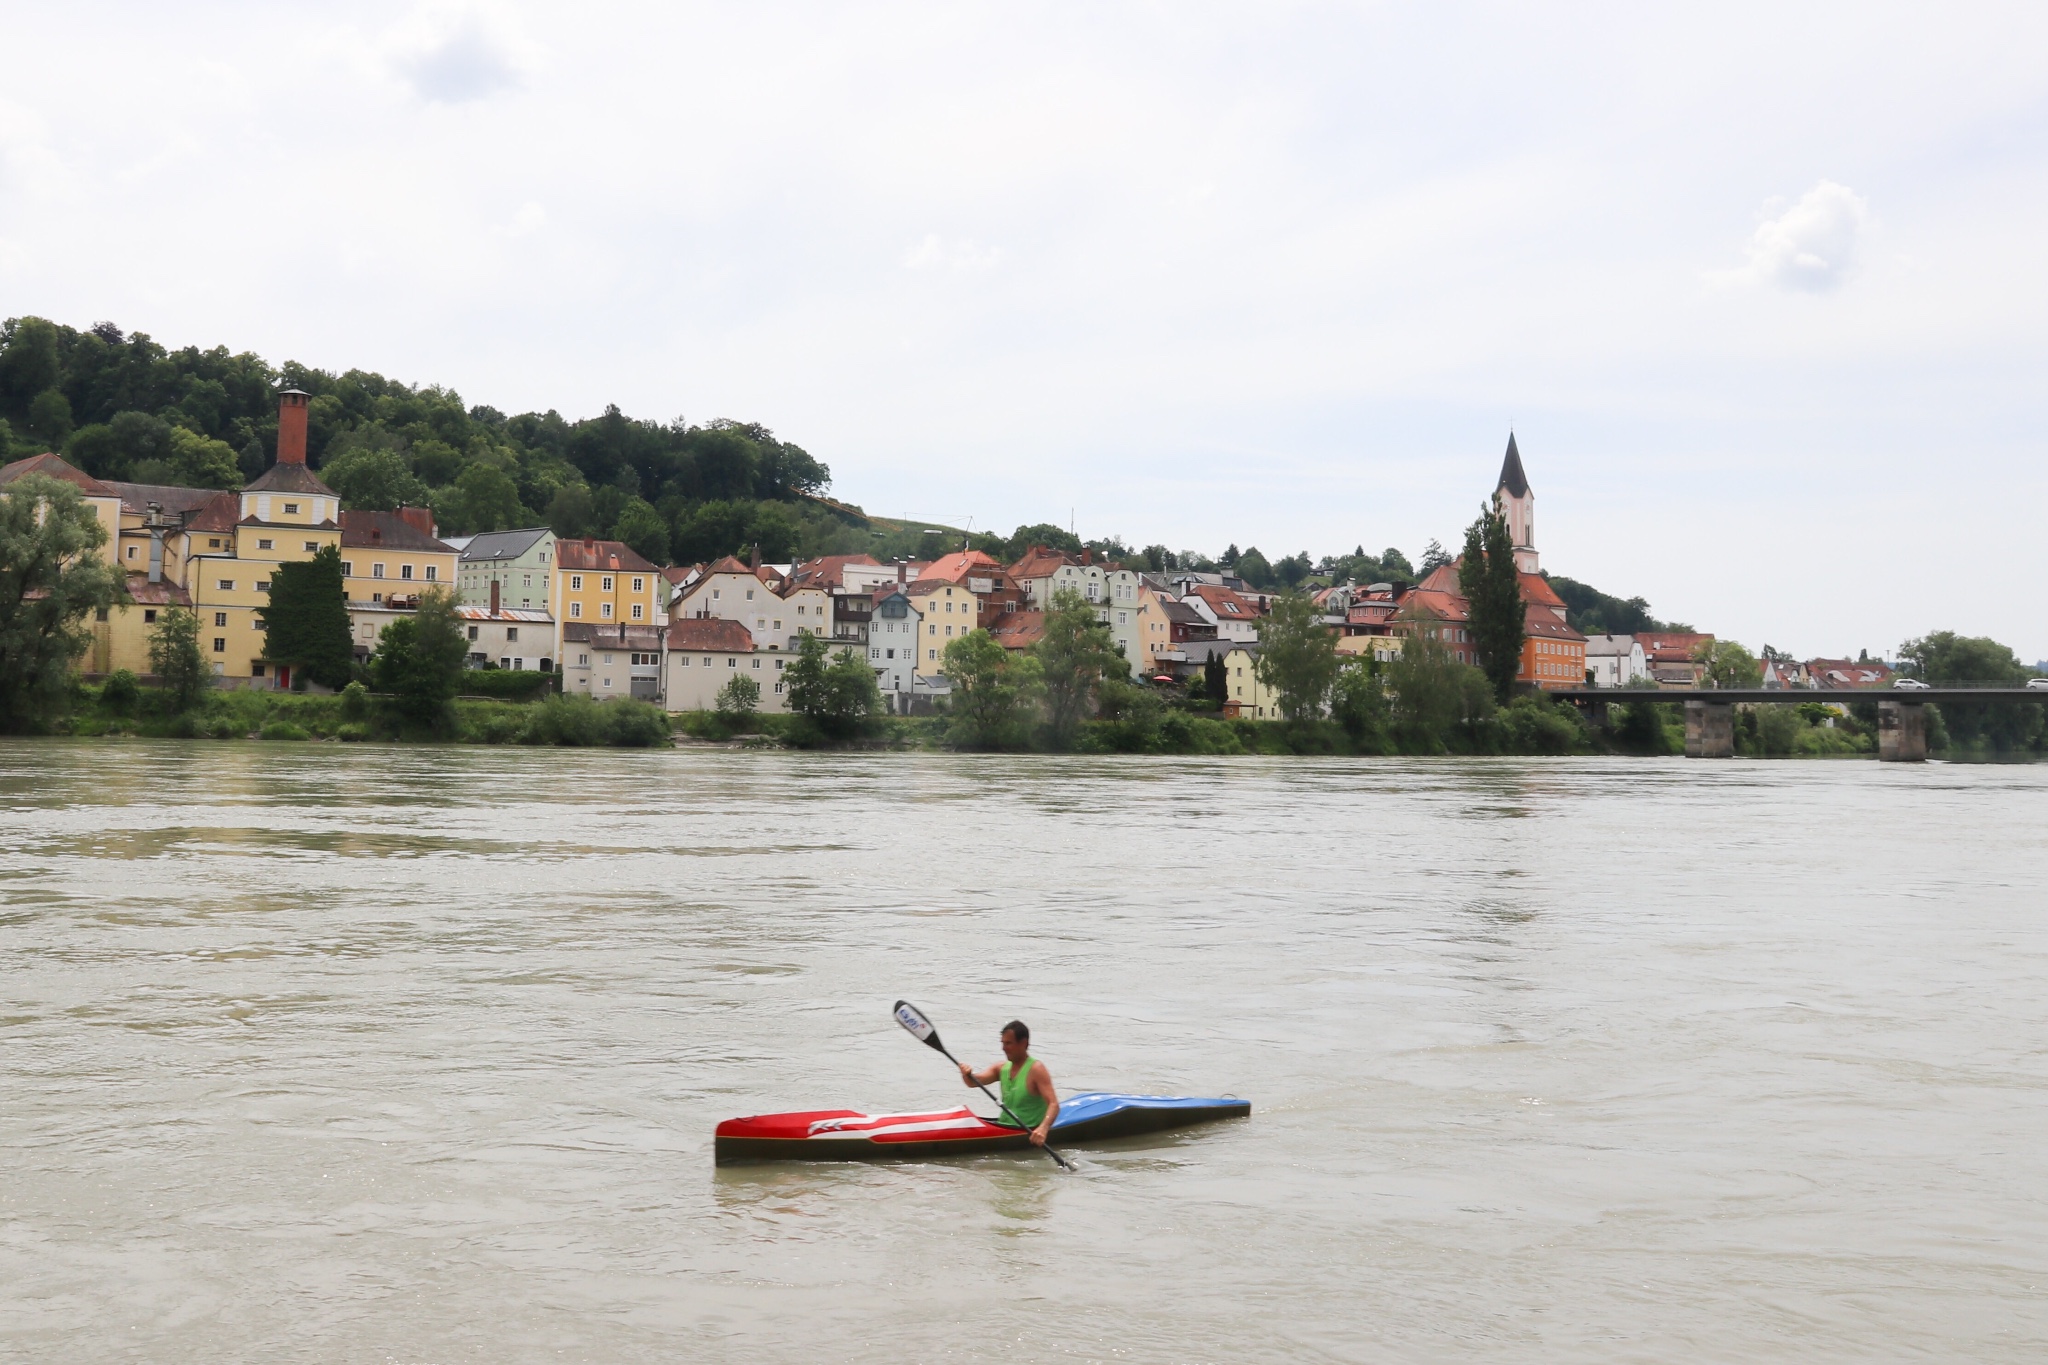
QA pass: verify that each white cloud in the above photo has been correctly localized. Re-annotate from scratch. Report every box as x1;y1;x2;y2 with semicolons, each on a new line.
388;4;535;104
1722;180;1872;293
902;235;1005;273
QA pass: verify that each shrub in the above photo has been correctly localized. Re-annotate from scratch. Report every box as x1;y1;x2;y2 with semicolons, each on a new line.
519;695;672;747
457;669;557;702
336;723;371;743
259;720;311;741
340;680;370;721
100;670;140;714
1499;694;1588;755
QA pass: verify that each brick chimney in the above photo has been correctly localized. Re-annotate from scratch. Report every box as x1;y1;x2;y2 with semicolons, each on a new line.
896;560;906;584
490;579;500;614
750;543;761;571
395;505;435;539
276;389;310;465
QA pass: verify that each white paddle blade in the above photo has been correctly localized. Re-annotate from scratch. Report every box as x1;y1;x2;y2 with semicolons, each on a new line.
893;999;941;1049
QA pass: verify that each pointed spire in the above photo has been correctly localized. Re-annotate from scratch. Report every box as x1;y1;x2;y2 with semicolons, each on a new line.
1495;431;1529;498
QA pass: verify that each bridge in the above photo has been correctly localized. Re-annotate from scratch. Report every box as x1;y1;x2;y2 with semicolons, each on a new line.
1551;688;2048;761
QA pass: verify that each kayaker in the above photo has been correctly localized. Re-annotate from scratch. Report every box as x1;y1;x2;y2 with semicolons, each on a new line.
961;1020;1060;1146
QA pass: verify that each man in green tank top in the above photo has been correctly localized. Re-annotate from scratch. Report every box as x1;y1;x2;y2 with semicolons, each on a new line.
961;1019;1060;1146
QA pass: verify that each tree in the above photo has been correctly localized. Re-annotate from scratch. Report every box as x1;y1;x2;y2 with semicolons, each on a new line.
715;673;759;715
943;628;1041;749
783;629;881;741
1329;657;1390;751
167;427;241;488
1379;546;1415;580
260;545;355;689
1898;630;2043;752
148;607;211;712
444;463;526;534
1694;639;1761;689
1202;649;1227;707
1235;547;1275;589
547;483;597;539
27;388;73;447
1459;503;1525;703
368;588;468;731
610;496;670;565
321;445;430;511
1253;593;1340;722
1035;587;1124;748
1385;628;1495;753
1418;539;1451;574
0;473;122;730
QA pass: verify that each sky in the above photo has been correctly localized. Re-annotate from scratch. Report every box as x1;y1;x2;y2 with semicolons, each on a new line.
4;2;2045;659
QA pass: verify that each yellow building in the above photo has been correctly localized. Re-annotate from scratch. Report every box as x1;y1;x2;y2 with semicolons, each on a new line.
1223;644;1283;720
339;509;458;604
905;577;979;672
554;538;661;630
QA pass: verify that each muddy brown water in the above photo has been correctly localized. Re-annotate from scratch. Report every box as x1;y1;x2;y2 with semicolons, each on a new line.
3;742;2045;1362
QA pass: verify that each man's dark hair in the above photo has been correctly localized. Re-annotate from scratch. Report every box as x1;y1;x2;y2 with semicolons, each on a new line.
1002;1019;1030;1044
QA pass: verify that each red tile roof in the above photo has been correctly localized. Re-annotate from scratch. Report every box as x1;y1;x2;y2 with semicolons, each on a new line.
1008;546;1075;582
556;538;657;573
341;509;454;553
121;575;192;607
1190;584;1261;618
1640;632;1714;662
921;550;1008;583
243;461;336;497
988;611;1047;650
1805;658;1893;689
783;553;880;590
700;554;754;577
666;618;756;652
0;452;116;496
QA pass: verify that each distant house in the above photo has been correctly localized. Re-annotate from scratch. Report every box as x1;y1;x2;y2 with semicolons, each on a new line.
672;555;787;649
1182;584;1263;643
868;584;926;698
455;600;556;672
906;577;981;667
554;539;660;631
1760;656;1809;689
1640;632;1715;688
458;527;555;612
1221;644;1281;719
664;617;783;713
988;611;1048;653
1585;634;1648;688
340;508;457;606
1806;658;1893;690
562;622;663;701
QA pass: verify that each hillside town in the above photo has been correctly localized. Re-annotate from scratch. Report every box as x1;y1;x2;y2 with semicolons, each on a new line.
0;389;1929;720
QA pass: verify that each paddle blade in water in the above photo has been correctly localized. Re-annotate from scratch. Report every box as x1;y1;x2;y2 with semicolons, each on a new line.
893;1000;944;1052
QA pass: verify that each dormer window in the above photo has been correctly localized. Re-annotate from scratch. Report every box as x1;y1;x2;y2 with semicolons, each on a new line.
283;503;299;515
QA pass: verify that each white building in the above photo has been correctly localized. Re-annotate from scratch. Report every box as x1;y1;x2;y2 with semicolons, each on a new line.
663;617;790;712
670;555;792;652
1584;634;1648;688
455;603;557;672
868;584;926;698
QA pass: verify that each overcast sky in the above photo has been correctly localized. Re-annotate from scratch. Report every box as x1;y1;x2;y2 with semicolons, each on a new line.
5;2;2045;658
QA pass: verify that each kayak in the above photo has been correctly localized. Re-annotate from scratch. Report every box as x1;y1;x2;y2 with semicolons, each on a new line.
714;1091;1250;1165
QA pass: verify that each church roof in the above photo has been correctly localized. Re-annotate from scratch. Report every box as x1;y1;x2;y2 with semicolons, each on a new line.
1495;432;1530;498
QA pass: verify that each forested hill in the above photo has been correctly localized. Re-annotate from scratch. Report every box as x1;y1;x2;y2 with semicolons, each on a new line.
0;315;862;567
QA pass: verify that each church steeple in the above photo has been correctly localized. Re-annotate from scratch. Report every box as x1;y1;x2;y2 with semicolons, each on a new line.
1491;432;1537;573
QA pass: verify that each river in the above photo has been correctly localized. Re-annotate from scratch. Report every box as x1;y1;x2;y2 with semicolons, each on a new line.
3;742;2045;1362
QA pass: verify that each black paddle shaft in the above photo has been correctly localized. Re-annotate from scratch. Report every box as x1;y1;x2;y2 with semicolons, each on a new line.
892;1000;1072;1171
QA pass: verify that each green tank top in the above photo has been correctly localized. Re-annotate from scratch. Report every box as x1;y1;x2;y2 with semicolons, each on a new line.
999;1057;1047;1129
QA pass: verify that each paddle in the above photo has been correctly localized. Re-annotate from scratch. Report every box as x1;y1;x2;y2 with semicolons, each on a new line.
893;1000;1073;1171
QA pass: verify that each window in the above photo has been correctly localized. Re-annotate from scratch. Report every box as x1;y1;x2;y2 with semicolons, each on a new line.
126;546;136;560
522;573;531;587
501;657;513;670
252;663;265;677
570;602;582;619
679;656;690;666
468;626;479;640
632;604;644;620
425;566;437;581
945;625;953;637
601;602;613;619
751;658;761;669
305;541;317;552
602;576;615;592
373;564;385;579
743;587;754;601
603;677;613;688
209;538;221;549
218;579;234;591
870;647;880;659
255;580;270;593
283;503;299;515
401;564;414;580
632;577;644;592
775;658;785;670
929;624;936;635
712;588;720;600
727;657;737;667
143;609;157;624
506;628;519;642
212;638;225;652
214;612;228;627
798;605;807;616
571;575;584;591
342;562;353;577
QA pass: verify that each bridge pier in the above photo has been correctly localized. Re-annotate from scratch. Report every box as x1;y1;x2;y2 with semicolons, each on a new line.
1684;699;1734;758
1877;700;1928;762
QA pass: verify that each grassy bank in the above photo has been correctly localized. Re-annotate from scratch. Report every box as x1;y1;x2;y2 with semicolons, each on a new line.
58;679;670;747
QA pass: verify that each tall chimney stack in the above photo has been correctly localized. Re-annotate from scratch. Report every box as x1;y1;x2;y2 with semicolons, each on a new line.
490;578;500;614
276;389;311;466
